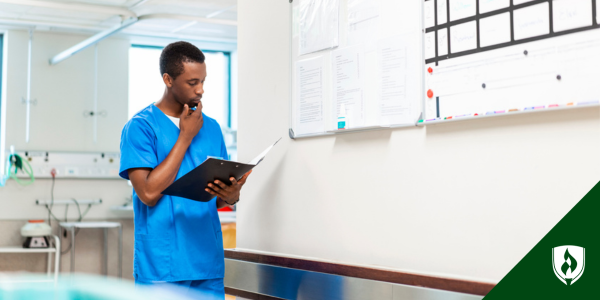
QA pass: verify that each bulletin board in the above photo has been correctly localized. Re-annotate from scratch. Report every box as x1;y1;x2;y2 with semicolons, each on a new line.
422;0;600;124
289;0;424;139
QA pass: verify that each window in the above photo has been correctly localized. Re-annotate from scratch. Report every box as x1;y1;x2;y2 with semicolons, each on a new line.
128;45;232;128
0;33;5;182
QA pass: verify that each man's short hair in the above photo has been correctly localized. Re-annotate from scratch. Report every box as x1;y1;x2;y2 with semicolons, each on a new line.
159;41;205;80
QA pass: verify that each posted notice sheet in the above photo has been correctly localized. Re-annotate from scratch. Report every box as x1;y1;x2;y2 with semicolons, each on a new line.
299;0;340;55
378;36;409;125
332;46;365;128
296;57;325;135
347;0;380;46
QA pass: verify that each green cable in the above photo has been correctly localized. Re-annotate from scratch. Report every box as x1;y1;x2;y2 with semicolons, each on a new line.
7;154;35;186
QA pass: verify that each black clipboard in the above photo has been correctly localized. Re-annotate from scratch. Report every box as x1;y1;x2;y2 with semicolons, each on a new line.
162;138;280;202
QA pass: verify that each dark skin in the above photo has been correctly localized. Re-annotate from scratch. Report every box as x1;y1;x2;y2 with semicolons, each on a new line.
127;61;251;208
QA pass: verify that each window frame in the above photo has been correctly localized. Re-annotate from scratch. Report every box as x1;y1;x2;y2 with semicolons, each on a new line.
130;44;232;128
0;33;5;182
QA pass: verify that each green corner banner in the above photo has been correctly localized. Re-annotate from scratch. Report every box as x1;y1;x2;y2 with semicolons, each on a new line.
484;182;599;299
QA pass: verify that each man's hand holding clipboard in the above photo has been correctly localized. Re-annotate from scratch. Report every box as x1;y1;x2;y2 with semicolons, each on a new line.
205;169;252;206
161;138;281;203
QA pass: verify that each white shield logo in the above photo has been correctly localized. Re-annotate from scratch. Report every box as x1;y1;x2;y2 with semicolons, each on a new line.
552;245;585;285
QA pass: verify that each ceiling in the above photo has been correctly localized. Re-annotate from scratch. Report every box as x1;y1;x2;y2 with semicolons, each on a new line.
0;0;238;42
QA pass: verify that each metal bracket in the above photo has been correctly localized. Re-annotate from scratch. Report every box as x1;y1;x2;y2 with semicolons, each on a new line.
415;111;424;124
288;128;295;139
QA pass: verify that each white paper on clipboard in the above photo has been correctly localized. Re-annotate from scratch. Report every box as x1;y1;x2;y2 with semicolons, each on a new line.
248;138;282;166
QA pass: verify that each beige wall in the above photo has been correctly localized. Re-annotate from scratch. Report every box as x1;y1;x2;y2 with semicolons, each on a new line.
236;0;600;283
0;30;133;279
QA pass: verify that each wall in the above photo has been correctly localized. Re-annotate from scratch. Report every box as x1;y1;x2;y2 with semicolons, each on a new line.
6;30;128;152
0;29;134;279
236;0;600;283
0;30;132;220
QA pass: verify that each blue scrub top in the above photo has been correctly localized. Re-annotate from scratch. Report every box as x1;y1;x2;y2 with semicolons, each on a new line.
119;103;227;282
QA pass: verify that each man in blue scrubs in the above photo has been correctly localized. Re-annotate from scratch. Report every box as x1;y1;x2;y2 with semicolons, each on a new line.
119;41;250;298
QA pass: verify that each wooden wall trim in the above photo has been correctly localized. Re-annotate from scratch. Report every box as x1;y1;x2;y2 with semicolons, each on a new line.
225;249;495;296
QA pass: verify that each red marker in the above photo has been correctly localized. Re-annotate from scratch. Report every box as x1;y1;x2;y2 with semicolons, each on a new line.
427;89;434;98
428;67;433;74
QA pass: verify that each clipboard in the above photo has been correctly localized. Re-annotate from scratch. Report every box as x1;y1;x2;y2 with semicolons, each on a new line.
162;138;281;202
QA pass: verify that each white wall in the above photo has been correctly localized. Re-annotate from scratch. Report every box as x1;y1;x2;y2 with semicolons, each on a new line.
0;30;131;220
6;30;128;152
236;0;600;283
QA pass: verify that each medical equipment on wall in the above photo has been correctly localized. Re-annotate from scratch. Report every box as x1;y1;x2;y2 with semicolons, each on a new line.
12;150;121;179
1;146;35;187
21;220;52;248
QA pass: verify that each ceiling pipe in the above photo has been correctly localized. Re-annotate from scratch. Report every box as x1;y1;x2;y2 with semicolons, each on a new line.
0;0;136;18
171;21;197;33
0;0;238;65
49;17;138;65
206;5;237;19
129;0;150;9
0;17;104;32
123;31;237;45
138;14;237;26
47;13;237;65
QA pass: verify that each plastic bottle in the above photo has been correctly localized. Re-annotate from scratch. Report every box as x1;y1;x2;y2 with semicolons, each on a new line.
337;104;347;130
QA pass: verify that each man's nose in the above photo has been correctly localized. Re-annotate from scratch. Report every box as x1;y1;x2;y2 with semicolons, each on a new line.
196;85;204;95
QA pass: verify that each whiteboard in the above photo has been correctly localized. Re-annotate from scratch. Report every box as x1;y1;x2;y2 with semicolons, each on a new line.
237;0;600;283
289;0;424;138
422;0;600;124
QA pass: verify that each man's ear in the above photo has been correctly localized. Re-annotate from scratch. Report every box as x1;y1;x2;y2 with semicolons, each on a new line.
162;73;173;88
